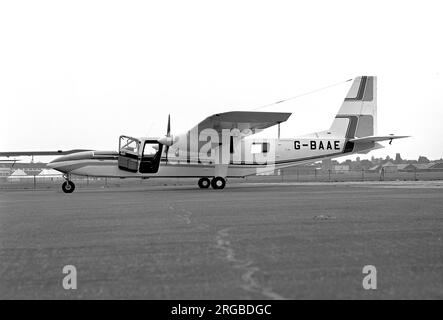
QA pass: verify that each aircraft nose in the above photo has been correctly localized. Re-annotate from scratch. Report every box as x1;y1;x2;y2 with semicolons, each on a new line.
47;151;94;172
47;159;59;168
47;155;69;172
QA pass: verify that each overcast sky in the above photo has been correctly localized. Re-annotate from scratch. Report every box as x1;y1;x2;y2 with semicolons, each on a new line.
1;0;442;162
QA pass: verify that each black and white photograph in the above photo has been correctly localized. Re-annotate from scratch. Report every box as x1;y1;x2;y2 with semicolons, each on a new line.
1;0;442;308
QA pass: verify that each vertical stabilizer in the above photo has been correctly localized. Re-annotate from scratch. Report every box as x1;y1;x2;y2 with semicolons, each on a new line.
328;76;377;138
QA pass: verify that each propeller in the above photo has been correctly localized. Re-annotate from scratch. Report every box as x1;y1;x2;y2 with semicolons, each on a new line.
167;114;171;137
158;114;173;164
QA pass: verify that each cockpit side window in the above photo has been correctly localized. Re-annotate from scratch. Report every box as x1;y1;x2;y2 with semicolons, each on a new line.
143;142;159;158
119;136;140;155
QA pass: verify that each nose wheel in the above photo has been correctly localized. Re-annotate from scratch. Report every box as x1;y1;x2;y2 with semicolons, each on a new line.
62;180;75;193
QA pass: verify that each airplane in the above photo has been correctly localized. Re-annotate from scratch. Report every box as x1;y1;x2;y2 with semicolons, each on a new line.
1;76;408;193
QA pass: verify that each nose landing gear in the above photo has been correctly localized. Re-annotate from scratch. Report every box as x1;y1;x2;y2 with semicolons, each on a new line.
62;174;75;193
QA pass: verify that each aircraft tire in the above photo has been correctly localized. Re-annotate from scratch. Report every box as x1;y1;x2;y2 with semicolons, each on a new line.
211;176;226;190
198;177;211;189
62;181;75;193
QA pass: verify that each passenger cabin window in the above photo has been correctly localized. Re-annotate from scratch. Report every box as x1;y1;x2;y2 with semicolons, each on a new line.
251;142;269;154
230;136;234;154
262;143;269;153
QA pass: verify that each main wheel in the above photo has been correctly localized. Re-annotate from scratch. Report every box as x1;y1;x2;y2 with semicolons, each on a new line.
211;176;226;190
62;181;75;193
198;177;211;189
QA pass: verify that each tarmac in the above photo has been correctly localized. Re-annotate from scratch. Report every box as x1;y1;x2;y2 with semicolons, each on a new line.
1;181;443;299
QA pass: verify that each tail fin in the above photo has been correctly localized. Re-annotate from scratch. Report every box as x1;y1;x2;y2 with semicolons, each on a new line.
328;76;377;139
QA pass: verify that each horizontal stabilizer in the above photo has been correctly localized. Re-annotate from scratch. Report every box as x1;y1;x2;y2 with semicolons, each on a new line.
349;135;409;143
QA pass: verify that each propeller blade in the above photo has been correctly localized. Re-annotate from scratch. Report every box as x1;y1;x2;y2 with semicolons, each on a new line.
166;114;171;137
165;145;169;164
165;114;171;164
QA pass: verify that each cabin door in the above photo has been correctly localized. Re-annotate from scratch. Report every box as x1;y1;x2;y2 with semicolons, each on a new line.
139;140;163;174
118;136;141;173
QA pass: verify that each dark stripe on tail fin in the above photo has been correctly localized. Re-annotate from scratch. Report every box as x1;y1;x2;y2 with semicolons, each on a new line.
335;115;359;138
344;76;374;102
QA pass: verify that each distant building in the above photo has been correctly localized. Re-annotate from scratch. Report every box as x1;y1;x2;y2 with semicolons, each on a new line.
382;161;398;173
0;162;47;176
37;169;64;181
334;165;349;173
387;163;439;172
413;163;435;171
397;164;415;172
429;162;443;171
418;156;430;164
281;163;321;175
0;167;12;177
359;159;373;170
322;159;332;172
7;169;33;182
369;161;398;173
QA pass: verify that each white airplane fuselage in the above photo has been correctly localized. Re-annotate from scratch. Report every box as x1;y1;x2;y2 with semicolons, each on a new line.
47;136;360;179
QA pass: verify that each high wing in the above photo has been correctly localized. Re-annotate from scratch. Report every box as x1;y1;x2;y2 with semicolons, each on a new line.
0;149;92;157
349;135;410;144
188;111;292;136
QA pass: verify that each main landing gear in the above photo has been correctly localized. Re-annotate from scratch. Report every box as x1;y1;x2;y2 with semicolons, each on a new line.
198;177;226;190
198;177;211;189
62;174;75;193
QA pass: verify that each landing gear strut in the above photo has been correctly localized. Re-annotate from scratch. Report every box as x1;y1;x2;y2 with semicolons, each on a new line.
211;176;226;190
198;177;211;189
62;174;75;193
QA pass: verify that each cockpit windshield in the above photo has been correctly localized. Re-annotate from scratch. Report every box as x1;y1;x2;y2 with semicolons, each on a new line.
119;136;140;155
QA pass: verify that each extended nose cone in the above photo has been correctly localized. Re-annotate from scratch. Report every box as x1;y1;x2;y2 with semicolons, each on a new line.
46;161;56;169
47;151;94;172
47;157;68;173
